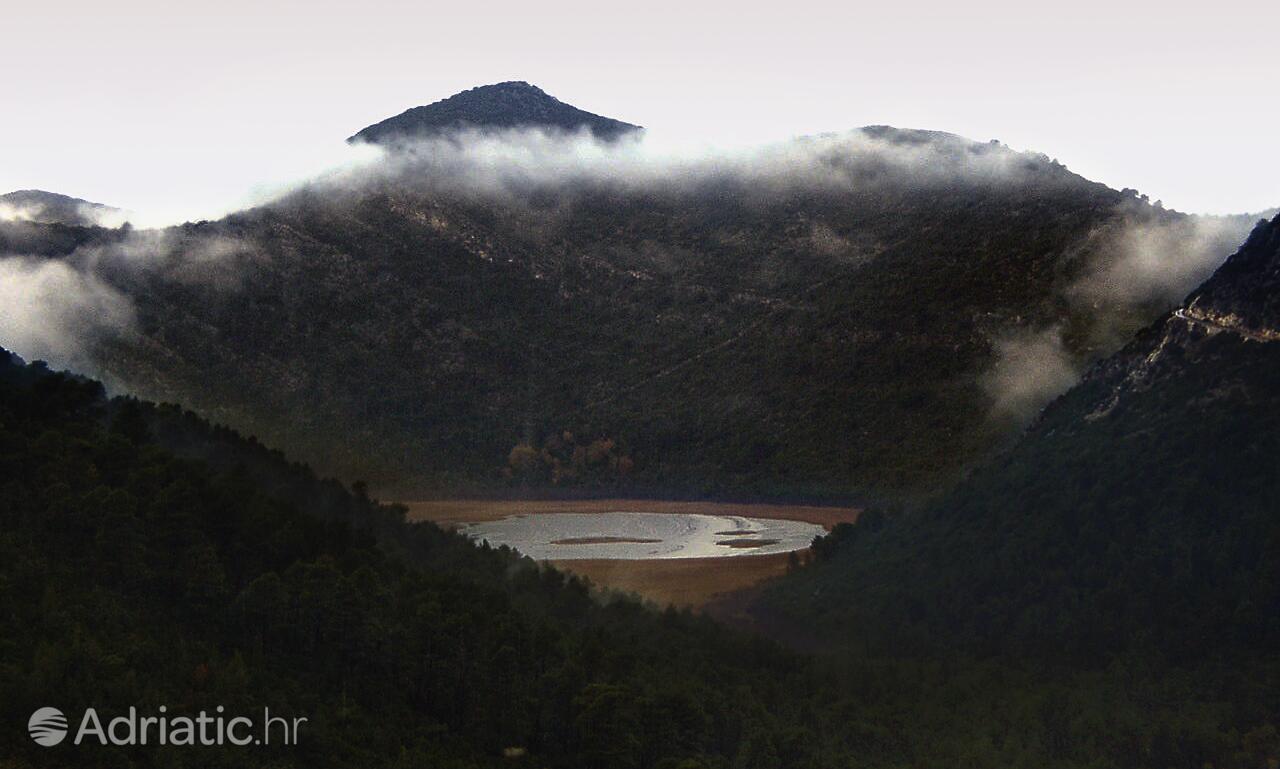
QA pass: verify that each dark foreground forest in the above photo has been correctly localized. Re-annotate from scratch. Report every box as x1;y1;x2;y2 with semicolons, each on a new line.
4;333;1280;768
0;347;840;768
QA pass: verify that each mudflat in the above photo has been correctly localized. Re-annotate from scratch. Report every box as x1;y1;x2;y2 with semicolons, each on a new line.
401;498;860;529
401;498;860;608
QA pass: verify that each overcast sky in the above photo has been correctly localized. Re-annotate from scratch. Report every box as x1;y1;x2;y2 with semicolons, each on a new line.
2;0;1276;225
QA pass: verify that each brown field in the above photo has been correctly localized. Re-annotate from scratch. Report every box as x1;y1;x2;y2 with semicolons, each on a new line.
401;498;860;609
401;498;860;529
550;553;798;608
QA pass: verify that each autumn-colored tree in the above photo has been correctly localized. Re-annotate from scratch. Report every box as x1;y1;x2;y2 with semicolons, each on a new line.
508;443;541;474
586;438;615;465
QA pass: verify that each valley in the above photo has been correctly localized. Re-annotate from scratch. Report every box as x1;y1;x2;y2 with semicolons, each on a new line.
4;74;1280;769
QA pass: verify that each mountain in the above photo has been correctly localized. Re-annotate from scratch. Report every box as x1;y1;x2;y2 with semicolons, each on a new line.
10;116;1257;499
9;86;1280;767
768;211;1280;659
0;189;121;227
348;81;642;145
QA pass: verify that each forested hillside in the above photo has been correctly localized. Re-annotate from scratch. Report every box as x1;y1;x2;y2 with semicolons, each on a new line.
753;215;1280;766
0;347;854;767
6;347;1280;767
769;213;1280;653
5;95;1253;497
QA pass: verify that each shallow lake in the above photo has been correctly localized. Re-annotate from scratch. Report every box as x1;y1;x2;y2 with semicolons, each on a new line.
458;511;826;560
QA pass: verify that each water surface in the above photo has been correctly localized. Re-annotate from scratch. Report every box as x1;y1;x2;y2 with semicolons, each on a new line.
459;511;825;560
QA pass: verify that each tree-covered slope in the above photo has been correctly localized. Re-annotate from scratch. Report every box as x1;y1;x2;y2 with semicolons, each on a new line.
768;213;1280;662
6;348;1280;768
4;90;1256;497
0;347;868;767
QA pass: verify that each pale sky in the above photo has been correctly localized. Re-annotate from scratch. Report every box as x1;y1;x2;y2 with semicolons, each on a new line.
2;0;1277;225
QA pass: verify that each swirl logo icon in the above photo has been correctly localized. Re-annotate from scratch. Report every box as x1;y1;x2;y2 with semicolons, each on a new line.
28;707;68;746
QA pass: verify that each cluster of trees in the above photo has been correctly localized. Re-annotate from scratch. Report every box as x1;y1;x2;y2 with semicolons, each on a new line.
506;432;634;486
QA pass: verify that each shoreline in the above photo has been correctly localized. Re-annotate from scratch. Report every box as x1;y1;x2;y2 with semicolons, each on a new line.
549;553;799;609
401;498;860;608
400;498;860;530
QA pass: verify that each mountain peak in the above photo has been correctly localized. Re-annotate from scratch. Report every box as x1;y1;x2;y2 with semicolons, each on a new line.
348;82;642;146
481;80;547;93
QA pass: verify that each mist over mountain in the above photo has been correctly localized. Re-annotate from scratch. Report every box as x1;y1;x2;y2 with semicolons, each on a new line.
0;189;122;227
1181;213;1280;333
0;85;1262;498
772;211;1280;659
348;81;642;146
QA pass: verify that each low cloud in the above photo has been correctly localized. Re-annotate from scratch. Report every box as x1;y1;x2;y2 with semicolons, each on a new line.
982;327;1080;423
1070;214;1252;311
2;126;1267;428
0;224;253;369
0;257;135;371
0;197;129;229
982;211;1262;423
326;126;1058;203
367;130;1257;429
